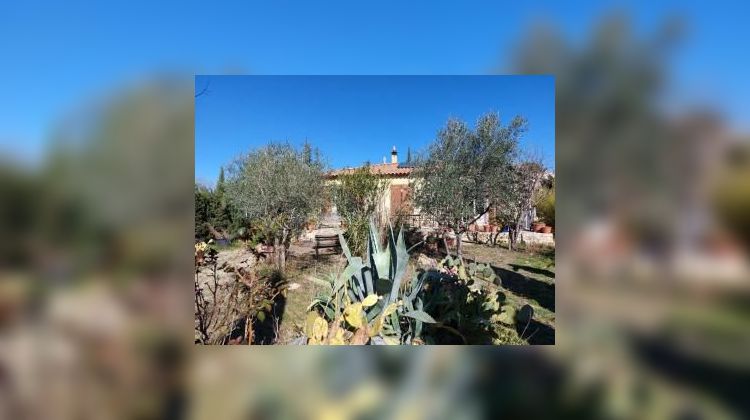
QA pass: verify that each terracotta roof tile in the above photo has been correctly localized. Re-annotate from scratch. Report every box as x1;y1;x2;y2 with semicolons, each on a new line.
327;163;414;178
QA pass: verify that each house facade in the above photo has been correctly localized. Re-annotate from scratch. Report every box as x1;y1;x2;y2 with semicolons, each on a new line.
324;146;551;232
325;146;417;227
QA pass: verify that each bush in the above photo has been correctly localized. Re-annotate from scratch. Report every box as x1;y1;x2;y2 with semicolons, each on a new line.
536;188;555;227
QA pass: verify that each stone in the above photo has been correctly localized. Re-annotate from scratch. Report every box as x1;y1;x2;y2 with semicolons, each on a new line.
416;254;438;270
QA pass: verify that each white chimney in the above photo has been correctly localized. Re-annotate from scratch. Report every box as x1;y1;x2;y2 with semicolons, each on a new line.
391;146;398;164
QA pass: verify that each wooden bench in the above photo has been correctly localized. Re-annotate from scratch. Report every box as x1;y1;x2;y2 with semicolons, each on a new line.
313;234;340;259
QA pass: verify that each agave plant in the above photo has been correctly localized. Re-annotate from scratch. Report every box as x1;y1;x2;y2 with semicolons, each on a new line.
306;220;436;345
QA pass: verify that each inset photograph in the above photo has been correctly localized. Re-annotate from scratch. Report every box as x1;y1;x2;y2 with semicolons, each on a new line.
195;75;555;345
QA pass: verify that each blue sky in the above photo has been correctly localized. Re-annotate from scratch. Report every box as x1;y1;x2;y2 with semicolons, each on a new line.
2;2;749;165
195;76;555;186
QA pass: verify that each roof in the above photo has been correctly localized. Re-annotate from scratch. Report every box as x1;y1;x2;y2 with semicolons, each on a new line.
326;163;414;178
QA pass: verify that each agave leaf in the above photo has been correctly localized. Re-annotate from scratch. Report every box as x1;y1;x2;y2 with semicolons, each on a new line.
381;302;398;318
366;302;382;322
347;288;358;305
362;267;374;296
414;298;424;337
339;233;352;261
390;311;401;336
346;256;366;300
388;223;397;278
321;305;335;320
369;218;381;254
408;273;426;302
387;228;409;304
373;247;390;281
405;297;414;312
403;310;436;324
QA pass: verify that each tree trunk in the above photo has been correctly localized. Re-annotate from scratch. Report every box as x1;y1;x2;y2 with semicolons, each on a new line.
456;232;463;258
273;236;281;270
508;228;514;251
280;228;289;272
442;235;451;257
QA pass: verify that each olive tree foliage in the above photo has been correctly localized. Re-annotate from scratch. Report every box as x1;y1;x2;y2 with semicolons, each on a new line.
493;156;547;250
413;112;525;256
225;142;325;271
332;164;387;257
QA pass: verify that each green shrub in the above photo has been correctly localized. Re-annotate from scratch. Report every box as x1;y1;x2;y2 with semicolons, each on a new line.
536;188;555;227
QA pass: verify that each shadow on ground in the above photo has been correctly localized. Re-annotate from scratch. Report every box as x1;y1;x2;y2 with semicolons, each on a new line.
516;319;555;345
494;267;555;313
509;263;555;279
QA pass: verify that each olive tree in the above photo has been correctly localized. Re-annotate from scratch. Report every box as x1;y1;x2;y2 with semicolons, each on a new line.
493;156;547;250
413;112;524;257
225;142;325;271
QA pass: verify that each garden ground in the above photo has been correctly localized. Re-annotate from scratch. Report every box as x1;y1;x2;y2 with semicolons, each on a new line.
266;238;556;344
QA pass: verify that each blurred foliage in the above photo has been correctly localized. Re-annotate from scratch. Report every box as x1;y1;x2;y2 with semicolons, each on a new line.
712;143;750;250
0;6;748;420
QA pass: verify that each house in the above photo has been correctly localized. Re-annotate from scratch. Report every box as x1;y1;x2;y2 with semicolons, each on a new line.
324;147;553;232
325;146;418;227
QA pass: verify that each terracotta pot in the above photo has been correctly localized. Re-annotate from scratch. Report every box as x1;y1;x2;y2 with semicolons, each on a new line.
541;226;553;234
532;222;546;233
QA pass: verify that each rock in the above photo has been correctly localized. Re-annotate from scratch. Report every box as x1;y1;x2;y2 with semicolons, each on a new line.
416;254;438;270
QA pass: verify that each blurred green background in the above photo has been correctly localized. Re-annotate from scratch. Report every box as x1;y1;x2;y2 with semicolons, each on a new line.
1;2;749;419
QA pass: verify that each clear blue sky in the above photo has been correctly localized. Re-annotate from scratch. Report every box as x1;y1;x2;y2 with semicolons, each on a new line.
2;2;749;164
195;76;554;186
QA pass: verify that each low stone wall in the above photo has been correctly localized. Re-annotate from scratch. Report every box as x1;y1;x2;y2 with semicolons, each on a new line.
464;231;555;246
